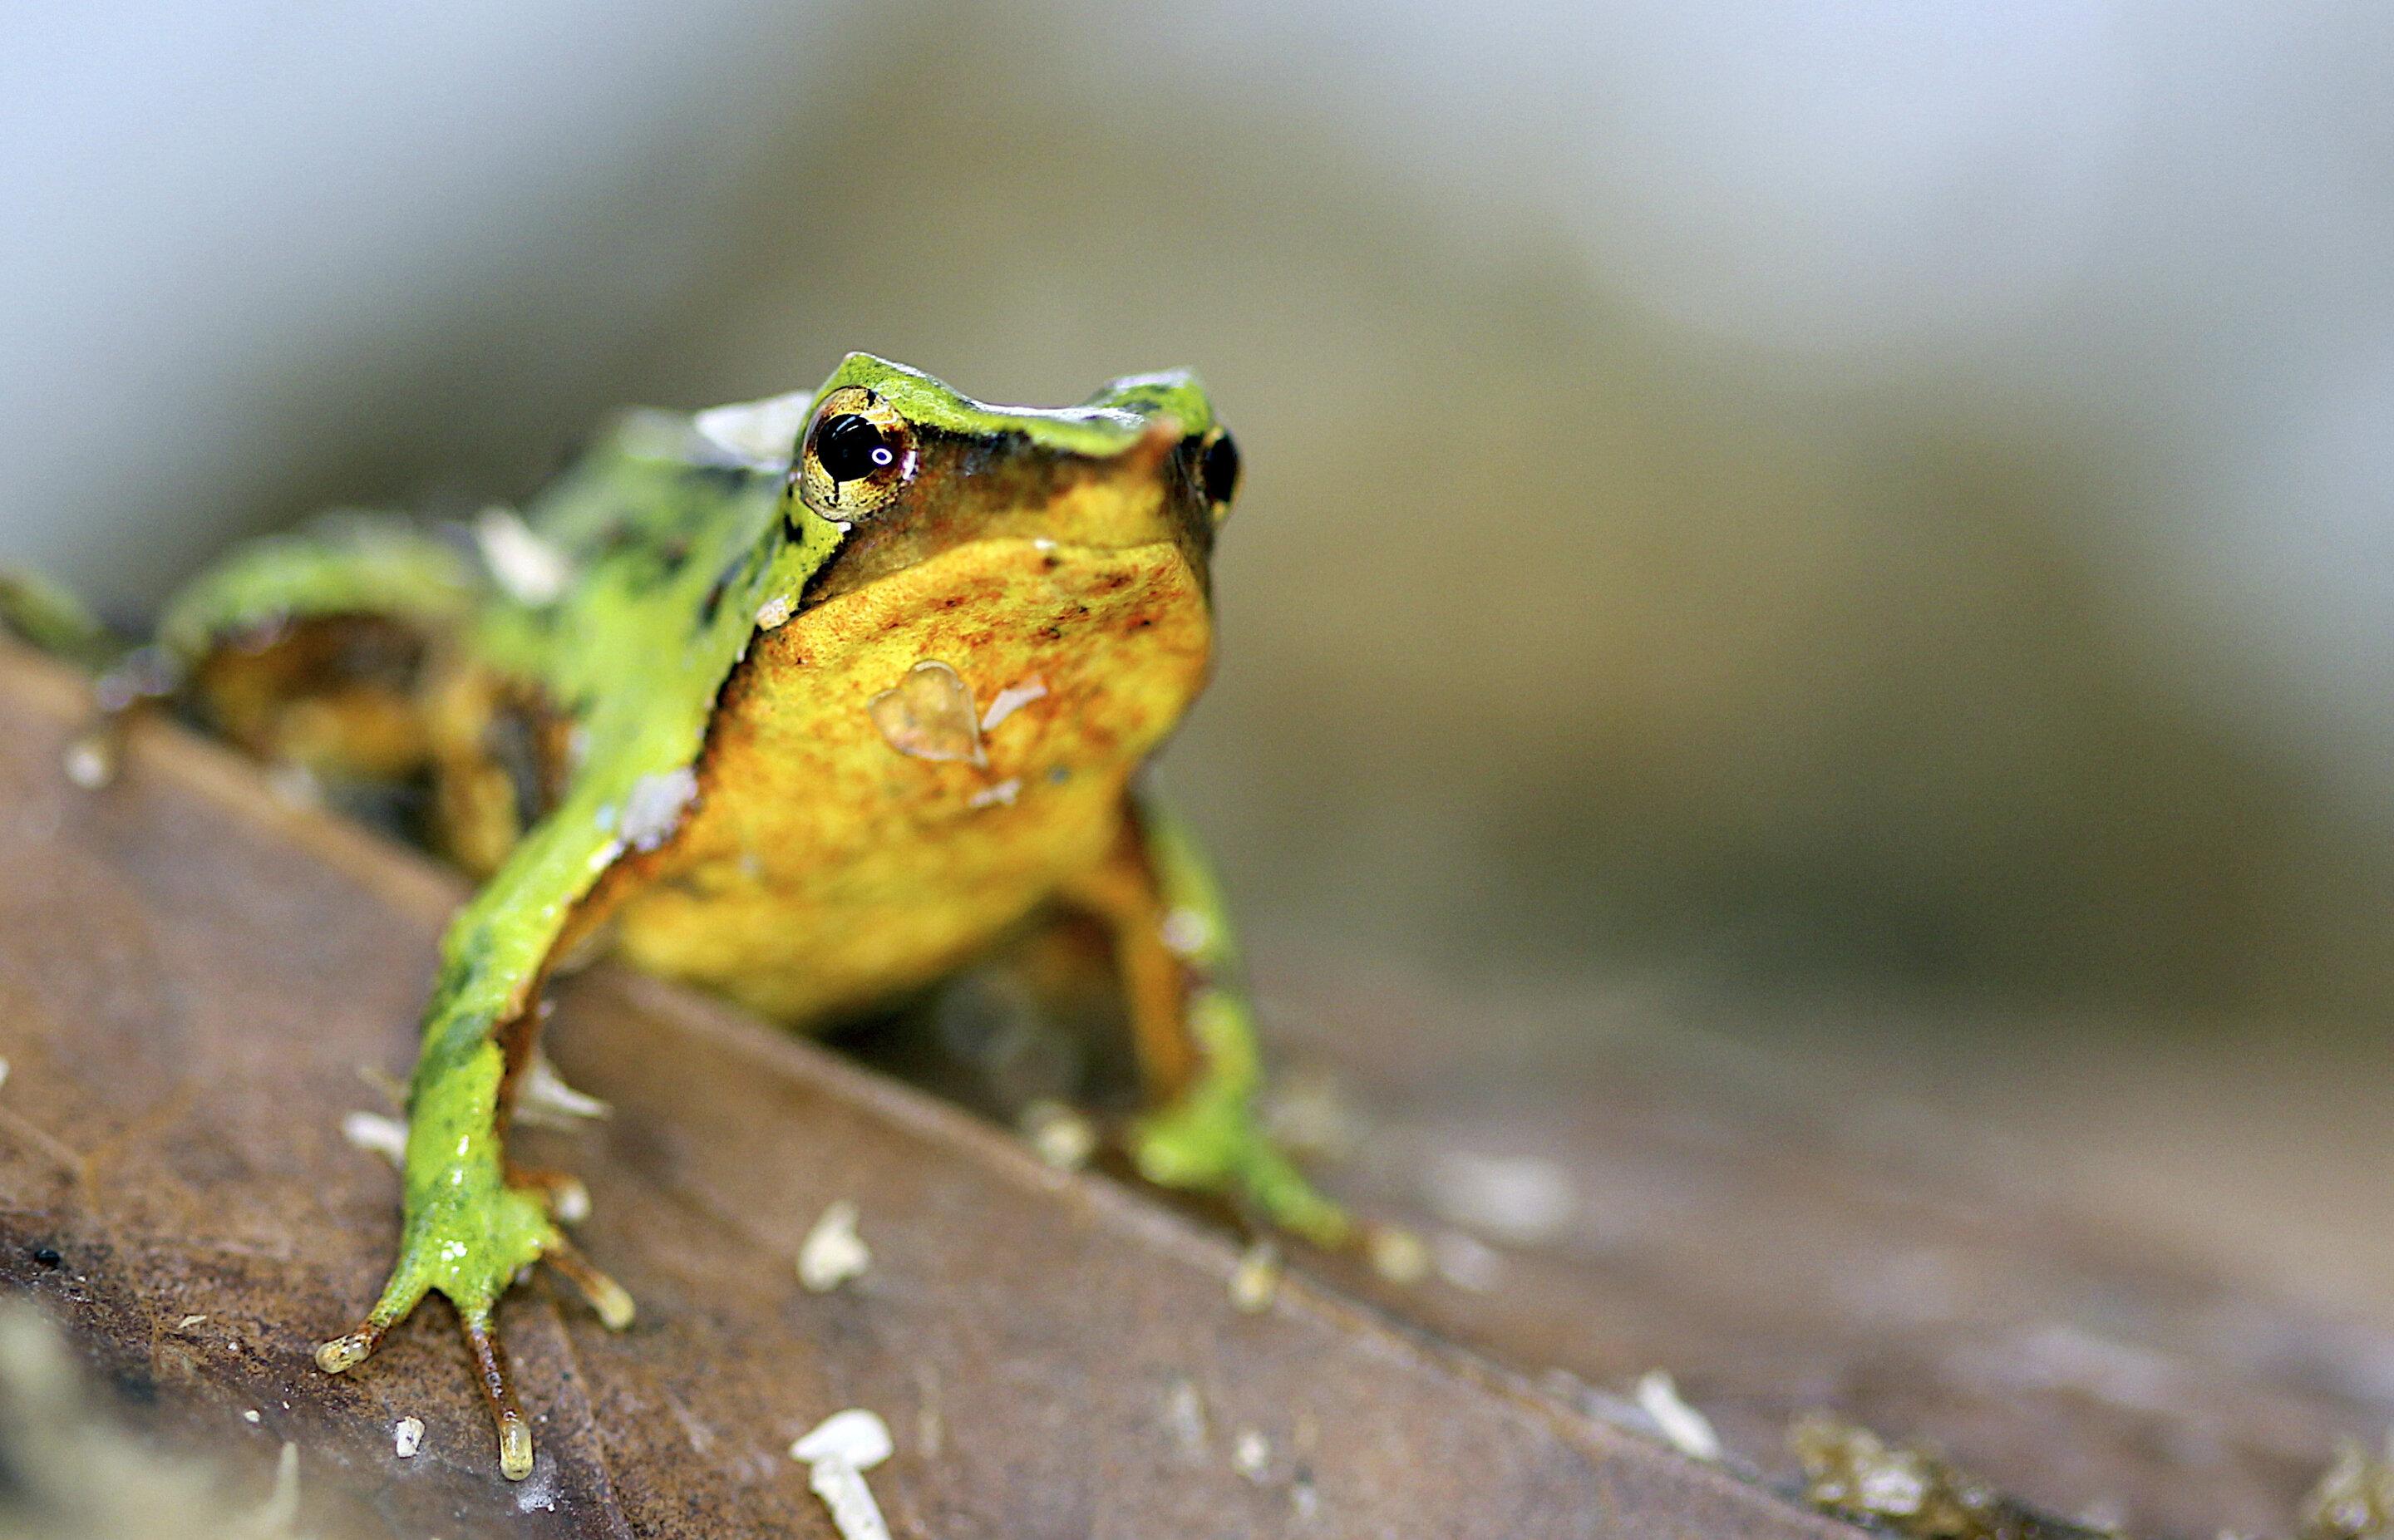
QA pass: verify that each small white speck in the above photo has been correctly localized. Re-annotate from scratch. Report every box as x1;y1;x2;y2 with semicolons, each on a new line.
1635;1370;1722;1462
978;677;1047;732
441;1241;467;1262
475;508;572;605
0;1056;10;1094
62;737;111;790
1229;1241;1279;1314
250;1443;299;1532
549;1179;591;1224
394;1415;426;1458
791;1409;894;1469
1421;1150;1575;1246
1164;1378;1209;1459
266;760;323;809
792;1410;894;1540
621;767;698;851
832;519;854;534
1159;908;1210;959
455;1134;471;1159
340;1111;407;1168
1018;1100;1096;1169
756;593;795;629
243;1409;261;1424
175;1314;207;1331
1233;1428;1272;1482
1431;1229;1505;1292
966;777;1021;809
797;1200;871;1293
1032;538;1057;552
1366;1226;1430;1285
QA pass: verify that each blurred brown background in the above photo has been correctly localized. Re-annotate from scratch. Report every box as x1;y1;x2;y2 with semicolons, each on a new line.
4;4;2388;1322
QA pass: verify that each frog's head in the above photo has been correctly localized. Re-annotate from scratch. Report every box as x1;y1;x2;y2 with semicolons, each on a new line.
781;353;1239;604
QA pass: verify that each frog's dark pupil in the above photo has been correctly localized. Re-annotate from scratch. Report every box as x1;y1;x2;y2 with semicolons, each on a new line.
1199;431;1241;505
817;413;894;481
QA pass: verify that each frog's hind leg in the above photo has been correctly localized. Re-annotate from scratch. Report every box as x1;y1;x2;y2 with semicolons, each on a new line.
1060;795;1352;1249
149;515;483;777
0;568;122;671
49;514;483;792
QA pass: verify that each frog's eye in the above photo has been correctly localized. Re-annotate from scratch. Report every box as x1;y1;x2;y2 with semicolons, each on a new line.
799;386;915;520
1197;428;1240;515
816;414;896;480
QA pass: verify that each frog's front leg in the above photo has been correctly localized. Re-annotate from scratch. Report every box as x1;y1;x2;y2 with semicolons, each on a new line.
314;815;633;1480
1062;796;1352;1249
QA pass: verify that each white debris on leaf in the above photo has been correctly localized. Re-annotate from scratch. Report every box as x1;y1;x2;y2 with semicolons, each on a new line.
1232;1428;1272;1483
1228;1240;1280;1314
1163;1376;1209;1459
978;676;1047;732
515;1050;611;1128
393;1415;425;1459
340;1111;407;1168
266;761;322;809
243;1409;261;1424
1635;1370;1722;1461
1421;1149;1575;1246
240;1441;301;1538
621;766;698;851
1366;1225;1430;1285
1431;1229;1505;1292
693;390;816;470
791;1409;894;1540
62;735;112;790
966;777;1021;809
756;593;796;630
798;1200;871;1293
1019;1100;1096;1169
475;508;571;606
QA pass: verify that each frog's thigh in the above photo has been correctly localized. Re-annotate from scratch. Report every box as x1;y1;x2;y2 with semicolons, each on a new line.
1058;795;1351;1247
153;519;480;778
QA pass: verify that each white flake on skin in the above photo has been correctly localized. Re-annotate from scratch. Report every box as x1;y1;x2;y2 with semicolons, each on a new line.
475;509;571;605
967;778;1021;809
978;677;1047;732
620;768;698;851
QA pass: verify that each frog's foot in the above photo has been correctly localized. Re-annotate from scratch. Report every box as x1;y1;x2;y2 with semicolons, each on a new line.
1131;1084;1354;1251
314;1171;631;1479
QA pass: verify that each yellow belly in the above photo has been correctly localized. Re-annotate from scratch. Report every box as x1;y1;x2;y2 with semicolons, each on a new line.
608;535;1211;1024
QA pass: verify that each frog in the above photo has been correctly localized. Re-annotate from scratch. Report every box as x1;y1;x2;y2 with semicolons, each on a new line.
10;354;1351;1479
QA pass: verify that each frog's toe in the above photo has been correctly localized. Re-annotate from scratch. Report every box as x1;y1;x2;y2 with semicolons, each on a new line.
313;1318;393;1375
543;1231;635;1331
313;1269;431;1374
1133;1097;1354;1250
458;1310;536;1480
511;1164;593;1225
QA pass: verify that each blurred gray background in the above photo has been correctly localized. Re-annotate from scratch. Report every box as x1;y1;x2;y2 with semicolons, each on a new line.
7;2;2391;1308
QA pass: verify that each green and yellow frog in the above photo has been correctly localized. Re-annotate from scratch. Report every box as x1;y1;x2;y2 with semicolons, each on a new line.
12;355;1347;1478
